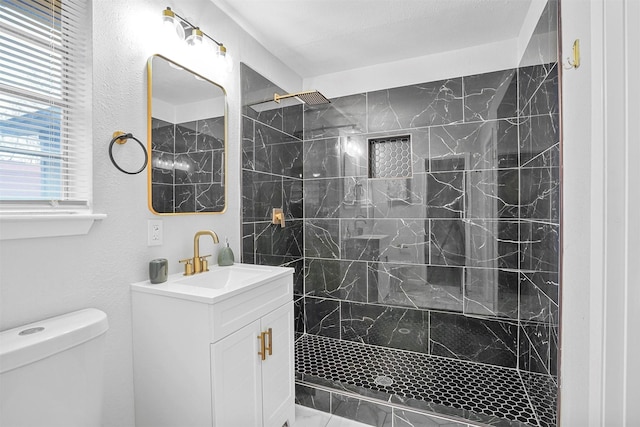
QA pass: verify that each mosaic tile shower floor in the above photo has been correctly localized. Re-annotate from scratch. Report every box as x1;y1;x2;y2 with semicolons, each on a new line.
295;334;557;427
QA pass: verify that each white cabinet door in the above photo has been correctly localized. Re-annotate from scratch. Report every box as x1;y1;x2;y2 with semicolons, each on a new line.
211;319;263;427
261;302;294;427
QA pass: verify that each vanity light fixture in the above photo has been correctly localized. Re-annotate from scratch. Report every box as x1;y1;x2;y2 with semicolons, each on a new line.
161;7;231;68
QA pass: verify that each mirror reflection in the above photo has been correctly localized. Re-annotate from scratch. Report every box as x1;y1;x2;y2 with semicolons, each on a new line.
148;55;226;214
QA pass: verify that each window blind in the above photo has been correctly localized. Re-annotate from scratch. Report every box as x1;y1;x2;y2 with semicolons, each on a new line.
0;0;91;212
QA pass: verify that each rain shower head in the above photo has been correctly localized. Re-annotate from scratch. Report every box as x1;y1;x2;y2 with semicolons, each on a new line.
274;90;330;105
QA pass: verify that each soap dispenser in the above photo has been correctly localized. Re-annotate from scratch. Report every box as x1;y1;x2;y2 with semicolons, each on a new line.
217;237;235;266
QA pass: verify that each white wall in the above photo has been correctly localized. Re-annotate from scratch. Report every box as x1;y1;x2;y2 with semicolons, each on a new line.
561;0;640;424
0;1;300;426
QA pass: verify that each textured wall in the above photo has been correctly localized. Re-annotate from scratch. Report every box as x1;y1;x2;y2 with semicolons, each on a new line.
0;2;300;426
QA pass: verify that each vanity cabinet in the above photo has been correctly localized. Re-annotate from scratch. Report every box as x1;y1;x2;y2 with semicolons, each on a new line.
212;302;293;427
131;264;294;427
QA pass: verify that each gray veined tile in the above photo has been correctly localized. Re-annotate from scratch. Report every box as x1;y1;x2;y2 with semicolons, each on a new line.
465;220;519;270
429;312;518;368
463;68;518;122
304;93;367;140
519;113;560;167
368;263;463;312
305;219;341;259
305;297;341;339
429;120;518;172
368;79;463;132
466;169;520;219
341;301;430;354
305;258;368;302
464;268;519;319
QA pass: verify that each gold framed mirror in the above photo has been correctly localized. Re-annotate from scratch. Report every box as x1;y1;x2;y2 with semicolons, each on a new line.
147;54;227;214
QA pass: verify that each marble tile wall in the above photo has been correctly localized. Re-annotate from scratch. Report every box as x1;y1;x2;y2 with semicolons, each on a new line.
300;61;559;376
151;116;225;213
240;64;306;325
241;56;559;380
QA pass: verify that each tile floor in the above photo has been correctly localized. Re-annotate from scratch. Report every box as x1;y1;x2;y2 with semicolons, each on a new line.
294;404;369;427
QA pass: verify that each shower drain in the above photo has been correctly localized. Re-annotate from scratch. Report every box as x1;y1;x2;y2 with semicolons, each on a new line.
373;375;394;387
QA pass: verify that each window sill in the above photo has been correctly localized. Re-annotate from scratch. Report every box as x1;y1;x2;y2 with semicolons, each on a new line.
0;213;107;240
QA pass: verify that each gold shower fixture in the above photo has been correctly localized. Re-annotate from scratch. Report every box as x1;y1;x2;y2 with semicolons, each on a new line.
274;90;330;105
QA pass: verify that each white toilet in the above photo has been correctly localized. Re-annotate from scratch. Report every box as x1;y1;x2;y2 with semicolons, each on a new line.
0;308;109;427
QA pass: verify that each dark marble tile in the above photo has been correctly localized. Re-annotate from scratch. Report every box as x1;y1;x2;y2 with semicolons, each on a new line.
463;68;517;122
305;177;369;219
430;312;518;368
242;223;254;264
304;93;367;140
369;176;426;219
407;128;430;174
520;221;559;272
254;122;298;174
466;168;520;219
520;167;559;221
331;394;393;427
305;219;340;259
368;79;463;132
429;120;518;171
519;113;560;167
521;271;559;310
151;118;174;152
271;140;303;178
242;116;255;170
151;183;173;213
175;151;213;184
341;302;429;353
283;103;304;139
174;122;197;153
242;170;282;222
519;322;552;375
304;138;342;179
466;220;520;270
151;151;174;184
518;63;557;116
195;183;224;212
255;219;303;258
529;65;559;117
295;383;331;412
343;219;428;264
283;178;303;219
368;263;463;312
197;116;224;150
294;297;305;337
429;219;465;266
305;296;340;338
174;184;196;213
464;269;519;319
255;106;283;130
393;409;467;427
426;171;464;218
305;258;368;302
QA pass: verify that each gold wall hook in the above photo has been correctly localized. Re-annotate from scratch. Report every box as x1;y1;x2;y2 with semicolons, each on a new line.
565;39;581;69
272;208;285;228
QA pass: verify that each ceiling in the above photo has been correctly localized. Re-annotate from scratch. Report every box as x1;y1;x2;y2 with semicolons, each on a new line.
211;0;534;78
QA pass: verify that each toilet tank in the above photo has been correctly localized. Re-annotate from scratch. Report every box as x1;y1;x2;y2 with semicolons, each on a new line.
0;309;109;427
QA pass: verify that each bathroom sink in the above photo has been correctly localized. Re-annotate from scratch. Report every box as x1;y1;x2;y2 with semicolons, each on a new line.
130;263;293;304
175;265;264;289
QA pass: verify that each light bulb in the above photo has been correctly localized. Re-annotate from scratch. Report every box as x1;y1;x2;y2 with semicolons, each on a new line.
216;44;233;72
162;7;185;40
186;27;204;46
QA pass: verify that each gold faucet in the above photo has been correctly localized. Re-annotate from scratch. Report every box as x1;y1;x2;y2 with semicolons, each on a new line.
180;230;219;275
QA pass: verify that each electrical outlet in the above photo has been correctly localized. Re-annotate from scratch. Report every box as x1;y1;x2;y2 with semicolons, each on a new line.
147;220;163;246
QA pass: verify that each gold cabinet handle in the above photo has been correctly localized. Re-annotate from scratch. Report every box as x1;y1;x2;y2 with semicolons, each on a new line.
265;328;273;356
257;331;267;361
